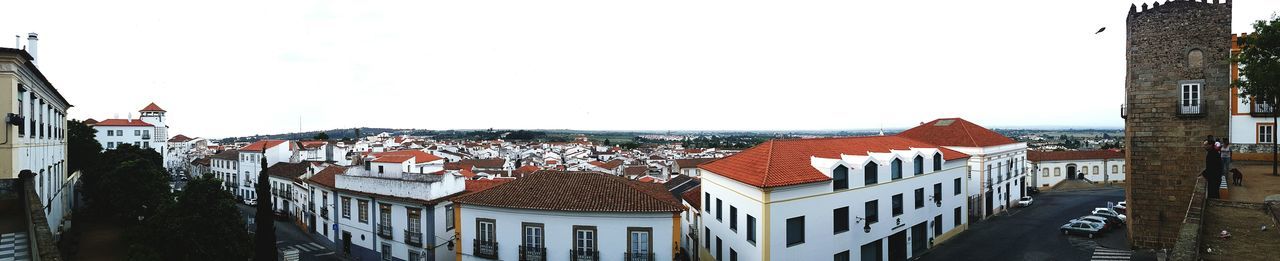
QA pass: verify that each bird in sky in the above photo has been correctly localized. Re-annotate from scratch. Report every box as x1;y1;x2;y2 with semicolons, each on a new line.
1096;27;1106;34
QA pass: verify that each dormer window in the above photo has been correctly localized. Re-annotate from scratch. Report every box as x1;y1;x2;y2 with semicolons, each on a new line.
933;153;943;171
913;156;924;175
891;158;903;180
833;165;848;190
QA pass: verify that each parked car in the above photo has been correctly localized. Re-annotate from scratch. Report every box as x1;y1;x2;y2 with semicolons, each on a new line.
180;175;189;181
1092;208;1127;223
1017;196;1034;207
1026;187;1040;195
1113;201;1127;213
244;199;257;206
1061;220;1105;238
1071;215;1113;231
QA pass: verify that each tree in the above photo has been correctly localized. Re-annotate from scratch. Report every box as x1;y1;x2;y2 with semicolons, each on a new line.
81;144;171;222
312;132;330;140
1233;15;1280;176
133;176;251;260
253;155;277;260
67;119;102;173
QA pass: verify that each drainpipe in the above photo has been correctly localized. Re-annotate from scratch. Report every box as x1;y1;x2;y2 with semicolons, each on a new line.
372;197;379;259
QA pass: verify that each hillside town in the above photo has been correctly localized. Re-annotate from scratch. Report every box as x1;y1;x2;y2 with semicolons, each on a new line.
4;1;1280;261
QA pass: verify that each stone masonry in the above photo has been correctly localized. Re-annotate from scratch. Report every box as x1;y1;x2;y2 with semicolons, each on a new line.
1124;0;1231;250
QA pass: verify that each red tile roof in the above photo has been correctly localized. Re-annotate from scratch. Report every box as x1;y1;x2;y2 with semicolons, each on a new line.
681;186;701;210
897;118;1018;148
241;140;290;151
308;166;346;189
139;102;166;112
300;141;328;149
512;165;541;177
464;179;513;194
265;162;309;179
674;158;717;169
93;118;153;127
1027;150;1124;162
699;136;969;188
459;158;506;169
590;159;624;170
168;134;193;142
454;170;684;212
82;118;98;125
370;150;443;164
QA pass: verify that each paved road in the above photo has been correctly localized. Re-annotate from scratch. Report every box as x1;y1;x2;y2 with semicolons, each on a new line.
918;188;1135;261
237;204;343;261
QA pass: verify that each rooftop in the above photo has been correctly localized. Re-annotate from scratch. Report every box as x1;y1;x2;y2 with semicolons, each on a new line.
699;135;968;188
897;118;1018;148
1027;150;1124;162
454;170;684;213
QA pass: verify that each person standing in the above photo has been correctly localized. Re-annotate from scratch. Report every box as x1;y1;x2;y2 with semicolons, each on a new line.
1220;138;1232;177
1203;136;1224;199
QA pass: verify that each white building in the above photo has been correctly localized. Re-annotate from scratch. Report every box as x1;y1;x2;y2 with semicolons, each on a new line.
237;140;298;200
1228;33;1275;156
1027;150;1126;188
89;103;168;155
209;149;240;192
898;118;1029;219
452;170;685;261
166;134;208;171
697;136;972;261
2;42;78;238
326;164;467;261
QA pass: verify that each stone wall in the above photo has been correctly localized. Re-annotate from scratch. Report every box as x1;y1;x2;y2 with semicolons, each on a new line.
1124;0;1232;250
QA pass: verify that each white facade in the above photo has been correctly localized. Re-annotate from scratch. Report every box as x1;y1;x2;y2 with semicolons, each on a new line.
331;170;466;261
237;141;297;200
941;142;1029;219
700;149;970;261
457;205;677;261
2;46;76;238
94;125;156;150
1030;158;1126;188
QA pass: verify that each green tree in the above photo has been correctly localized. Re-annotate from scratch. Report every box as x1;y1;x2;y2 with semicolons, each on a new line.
133;176;251;260
313;132;330;140
1233;15;1280;175
67;119;102;173
253;155;277;260
82;144;172;222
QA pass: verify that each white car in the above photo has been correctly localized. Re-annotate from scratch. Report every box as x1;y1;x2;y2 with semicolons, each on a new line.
1092;208;1127;222
1114;201;1127;212
1017;197;1034;207
244;199;257;206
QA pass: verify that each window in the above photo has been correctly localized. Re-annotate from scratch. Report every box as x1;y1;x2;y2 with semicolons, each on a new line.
861;240;883;261
933;153;942;171
358;199;369;223
704;227;710;248
1054;167;1061;177
914;188;925;209
933;183;942;205
891;158;903;180
378;166;384;174
381;243;392;261
892;194;903;216
934;215;943;236
716;198;723;221
716;237;723;259
477;218;496;242
445;204;454;230
953;178;961;195
1181;83;1202;114
864;162;878;185
1260;124;1276;143
730;249;738;261
786;216;805;246
746;215;756;244
1042;168;1049;177
705;192;711;213
574;226;597;257
341;197;351;218
729;206;738;231
15;88;23;137
523;222;544;249
913;155;924;175
1093;166;1100;175
833;165;849;190
1113;165;1119;174
134;130;141;136
627;227;652;257
833;206;849;234
836;250;851;261
954;207;962;226
142;129;149;138
865;200;879;224
379;203;392;232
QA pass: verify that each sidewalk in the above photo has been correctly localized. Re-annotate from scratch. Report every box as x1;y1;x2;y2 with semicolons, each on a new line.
1225;161;1280;203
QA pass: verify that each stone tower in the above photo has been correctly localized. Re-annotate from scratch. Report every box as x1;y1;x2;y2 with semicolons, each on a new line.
1124;0;1231;249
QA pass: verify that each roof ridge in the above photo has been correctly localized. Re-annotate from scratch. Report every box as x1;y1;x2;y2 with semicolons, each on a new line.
762;140;775;185
959;119;979;147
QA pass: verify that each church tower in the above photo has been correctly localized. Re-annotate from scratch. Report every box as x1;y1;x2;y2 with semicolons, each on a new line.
139;102;169;155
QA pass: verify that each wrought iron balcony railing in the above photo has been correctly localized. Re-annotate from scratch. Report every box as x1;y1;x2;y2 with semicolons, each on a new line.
377;224;393;239
520;245;547;261
624;252;654;261
1252;103;1277;117
474;239;499;259
405;230;423;246
570;249;599;261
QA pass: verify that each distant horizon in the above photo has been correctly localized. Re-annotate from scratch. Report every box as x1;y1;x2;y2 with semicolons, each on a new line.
206;125;1124;140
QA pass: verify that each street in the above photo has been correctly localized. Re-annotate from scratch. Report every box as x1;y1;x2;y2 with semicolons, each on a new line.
237;203;343;261
919;188;1139;261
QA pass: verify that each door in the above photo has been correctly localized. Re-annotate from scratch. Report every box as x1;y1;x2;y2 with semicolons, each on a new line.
1066;166;1076;180
342;232;352;254
889;230;907;261
309;215;317;233
984;191;993;217
911;222;927;257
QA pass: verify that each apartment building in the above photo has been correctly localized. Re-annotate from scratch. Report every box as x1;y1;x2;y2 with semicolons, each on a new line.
89;102;169;156
697;136;971;261
1;41;76;239
898;118;1028;219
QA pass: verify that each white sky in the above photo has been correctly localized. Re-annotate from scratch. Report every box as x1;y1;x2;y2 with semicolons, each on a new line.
3;0;1278;138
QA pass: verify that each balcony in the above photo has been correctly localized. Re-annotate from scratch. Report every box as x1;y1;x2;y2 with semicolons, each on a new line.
474;239;499;259
1252;103;1277;117
624;252;654;261
570;249;599;261
520;245;547;261
377;224;393;239
141;135;150;140
404;230;423;246
320;207;329;219
1177;101;1205;118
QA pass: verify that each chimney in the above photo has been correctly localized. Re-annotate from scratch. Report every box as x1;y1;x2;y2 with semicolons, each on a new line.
26;33;38;64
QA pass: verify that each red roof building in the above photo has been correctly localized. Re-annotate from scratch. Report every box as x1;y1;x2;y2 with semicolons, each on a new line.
1027;150;1124;162
92;118;153;127
897;118;1018;148
139;102;166;112
241;140;291;151
699;136;969;188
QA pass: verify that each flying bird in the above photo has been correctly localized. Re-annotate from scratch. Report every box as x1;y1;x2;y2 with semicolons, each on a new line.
1096;27;1106;34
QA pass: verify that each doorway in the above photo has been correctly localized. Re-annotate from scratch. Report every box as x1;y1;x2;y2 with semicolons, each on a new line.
342;232;352;254
1066;164;1077;180
984;191;993;217
889;230;907;261
911;222;927;258
309;214;317;233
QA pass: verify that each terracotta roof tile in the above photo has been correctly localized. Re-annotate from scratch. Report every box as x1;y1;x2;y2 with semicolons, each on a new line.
674;158;717;169
93;118;153;127
139;102;166;112
699;136;969;188
241;140;290;151
1027;150;1124;162
168;134;193;142
459;158;506;169
897;118;1018;148
464;179;513;194
265;162;309;179
454;170;684;212
308;166;345;189
211;149;240;160
371;150;443;163
681;186;701;210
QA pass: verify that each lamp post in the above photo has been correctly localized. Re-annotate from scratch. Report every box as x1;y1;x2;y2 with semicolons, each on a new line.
854;217;871;233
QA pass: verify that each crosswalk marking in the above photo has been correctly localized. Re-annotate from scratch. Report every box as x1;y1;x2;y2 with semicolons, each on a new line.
1091;247;1132;261
277;242;328;253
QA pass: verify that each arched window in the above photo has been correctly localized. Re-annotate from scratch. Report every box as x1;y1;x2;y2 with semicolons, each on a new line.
833;165;849;190
913;155;924;175
1054;167;1061;177
864;162;879;185
1093;166;1099;175
891;158;903;180
933;153;943;171
1112;165;1119;173
1042;168;1049;177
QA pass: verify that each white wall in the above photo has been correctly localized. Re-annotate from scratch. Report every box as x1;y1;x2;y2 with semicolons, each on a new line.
458;205;676;261
1030;159;1126;188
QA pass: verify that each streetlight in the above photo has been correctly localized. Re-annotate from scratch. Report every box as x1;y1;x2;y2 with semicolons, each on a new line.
854;217;871;233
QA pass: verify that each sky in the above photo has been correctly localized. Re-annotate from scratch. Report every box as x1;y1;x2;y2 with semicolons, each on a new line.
2;0;1278;138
